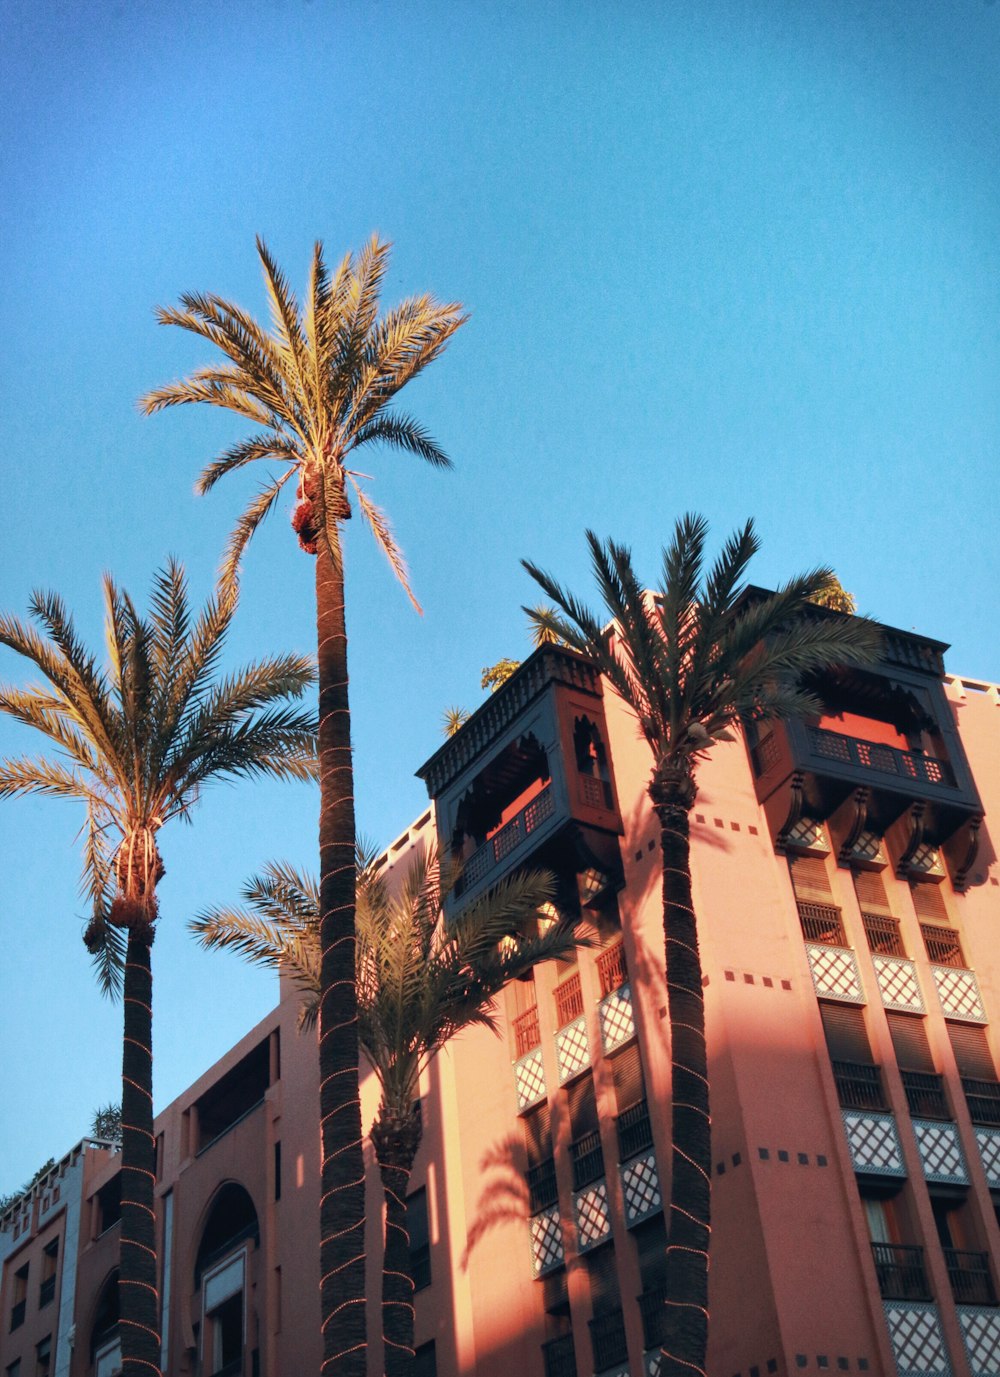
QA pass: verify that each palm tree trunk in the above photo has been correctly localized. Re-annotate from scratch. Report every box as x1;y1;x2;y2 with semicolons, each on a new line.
652;775;711;1377
316;537;366;1377
371;1111;423;1377
119;930;161;1377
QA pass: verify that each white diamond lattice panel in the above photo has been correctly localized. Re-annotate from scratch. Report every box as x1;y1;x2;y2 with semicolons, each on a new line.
843;1111;906;1177
932;966;986;1023
595;1367;629;1377
975;1127;1000;1188
807;944;865;1003
621;1151;662;1225
529;1206;564;1277
514;1048;547;1111
644;1351;663;1377
599;982;636;1053
883;1303;951;1377
913;1120;968;1185
958;1306;1000;1377
574;1181;612;1251
873;956;925;1013
555;1016;590;1084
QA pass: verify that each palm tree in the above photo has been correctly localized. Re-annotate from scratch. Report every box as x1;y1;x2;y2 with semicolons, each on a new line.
140;239;465;1376
0;563;316;1377
191;847;585;1377
523;515;881;1377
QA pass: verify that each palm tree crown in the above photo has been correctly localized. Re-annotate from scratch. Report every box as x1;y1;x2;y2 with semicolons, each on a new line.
0;562;315;1377
140;236;467;596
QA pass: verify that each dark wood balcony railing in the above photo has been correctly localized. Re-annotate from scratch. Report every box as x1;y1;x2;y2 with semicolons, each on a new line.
9;1299;25;1332
808;728;956;789
962;1077;1000;1127
542;1333;577;1377
832;1060;887;1111
943;1249;998;1306
901;1071;950;1121
39;1274;56;1307
513;1006;542;1058
638;1283;668;1350
555;974;584;1027
460;785;557;892
798;901;846;945
597;943;628;997
919;924;966;968
589;1307;628;1372
871;1243;931;1301
571;1130;604;1191
616;1098;653;1162
527;1157;559;1213
861;912;906;957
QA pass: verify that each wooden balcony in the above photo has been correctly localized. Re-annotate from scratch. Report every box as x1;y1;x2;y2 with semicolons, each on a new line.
616;1098;653;1162
871;1242;931;1301
589;1308;628;1372
962;1078;1000;1127
542;1334;577;1377
798;900;846;945
513;1006;541;1058
527;1156;559;1213
944;1249;997;1306
571;1130;604;1190
901;1071;950;1121
833;1060;887;1111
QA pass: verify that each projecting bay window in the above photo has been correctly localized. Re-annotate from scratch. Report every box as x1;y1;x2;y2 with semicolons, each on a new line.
790;856;846;945
886;1014;950;1120
820;1004;886;1110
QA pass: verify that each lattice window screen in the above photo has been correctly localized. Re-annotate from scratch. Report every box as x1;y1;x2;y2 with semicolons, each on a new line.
819;1002;873;1063
854;868;891;913
947;1023;996;1080
610;1043;644;1113
789;855;834;902
886;1013;935;1072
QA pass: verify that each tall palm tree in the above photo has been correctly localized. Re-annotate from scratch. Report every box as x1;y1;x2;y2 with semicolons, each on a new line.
191;847;585;1377
523;515;882;1377
0;563;316;1377
140;239;465;1376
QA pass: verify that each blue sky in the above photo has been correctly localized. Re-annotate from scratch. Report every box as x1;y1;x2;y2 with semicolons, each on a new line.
1;0;998;1191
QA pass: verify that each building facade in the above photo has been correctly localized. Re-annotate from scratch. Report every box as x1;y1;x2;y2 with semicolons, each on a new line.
3;619;999;1377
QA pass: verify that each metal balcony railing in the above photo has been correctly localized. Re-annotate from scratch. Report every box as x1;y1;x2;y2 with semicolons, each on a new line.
513;1006;541;1058
832;1060;887;1111
901;1071;950;1120
527;1157;559;1213
589;1307;628;1371
962;1078;1000;1127
555;974;584;1027
542;1333;577;1377
571;1130;604;1190
638;1282;668;1350
943;1249;998;1306
616;1098;653;1162
459;785;556;893
862;911;906;957
871;1243;931;1301
597;943;628;997
808;728;956;789
797;901;846;945
920;924;966;968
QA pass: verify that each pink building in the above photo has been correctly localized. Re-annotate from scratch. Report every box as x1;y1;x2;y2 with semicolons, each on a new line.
3;618;999;1377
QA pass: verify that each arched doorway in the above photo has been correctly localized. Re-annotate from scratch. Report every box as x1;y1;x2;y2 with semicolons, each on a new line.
89;1270;120;1376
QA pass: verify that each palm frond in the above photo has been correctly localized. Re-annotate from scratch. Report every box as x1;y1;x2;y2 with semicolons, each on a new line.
197;434;301;496
352;412;453;468
349;481;422;612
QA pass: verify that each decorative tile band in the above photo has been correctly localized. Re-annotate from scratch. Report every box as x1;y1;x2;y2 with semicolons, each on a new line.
912;1119;968;1185
842;1110;906;1177
931;967;986;1023
882;1302;951;1377
806;944;865;1004
529;1205;564;1277
621;1151;662;1226
957;1305;1000;1377
598;982;636;1053
555;1016;591;1084
574;1180;612;1252
974;1126;1000;1188
514;1047;547;1112
873;955;925;1014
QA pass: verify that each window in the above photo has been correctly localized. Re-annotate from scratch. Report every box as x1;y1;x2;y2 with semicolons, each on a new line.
39;1239;58;1307
34;1337;51;1377
407;1189;430;1292
274;1142;281;1202
96;1174;122;1235
413;1342;437;1377
203;1253;245;1377
910;882;948;923
6;1360;21;1377
920;924;965;968
886;1014;934;1073
196;1040;270;1150
10;1263;28;1332
94;1336;122;1377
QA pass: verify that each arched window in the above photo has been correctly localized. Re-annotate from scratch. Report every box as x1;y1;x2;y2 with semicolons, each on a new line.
573;716;612;809
89;1270;120;1377
194;1184;259;1377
